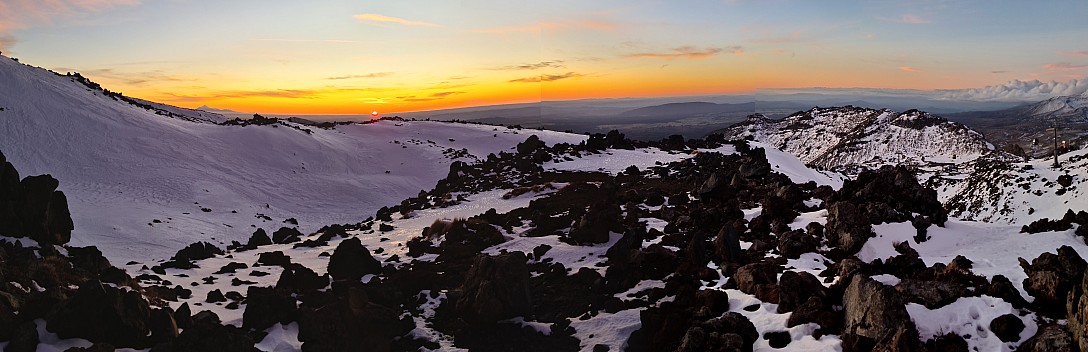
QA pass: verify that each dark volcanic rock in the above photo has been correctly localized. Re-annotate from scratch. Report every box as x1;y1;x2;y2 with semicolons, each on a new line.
17;174;74;244
776;229;817;259
297;283;416;352
825;201;873;255
164;311;257;352
327;237;381;282
1066;263;1088;352
733;262;779;303
276;263;329;293
46;280;151;348
245;228;272;249
1019;324;1075;352
568;201;622;244
776;271;827;313
271;227;303;244
171;241;223;262
842;275;916;349
7;321;39;352
455;252;532;324
242;286;298;331
148;307;179;343
989;314;1025;343
256;251;292;267
1021;245;1086;317
895;279;967;309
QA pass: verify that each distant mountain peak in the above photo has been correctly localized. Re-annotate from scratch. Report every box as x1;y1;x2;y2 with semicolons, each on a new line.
720;105;993;172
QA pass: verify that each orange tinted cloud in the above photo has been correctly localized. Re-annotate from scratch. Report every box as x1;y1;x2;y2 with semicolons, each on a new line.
353;13;438;27
898;66;922;72
509;72;583;83
1043;62;1087;71
626;46;741;59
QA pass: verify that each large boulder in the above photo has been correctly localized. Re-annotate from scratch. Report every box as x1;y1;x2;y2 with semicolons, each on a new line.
454;252;532;324
46;281;151;348
777;271;827;313
15;175;74;244
327;237;381;282
825;201;873;254
989;314;1025;343
733;262;779;303
842;275;917;349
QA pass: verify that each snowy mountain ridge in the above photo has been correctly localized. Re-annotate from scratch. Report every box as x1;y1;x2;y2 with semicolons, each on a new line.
0;54;586;262
720;106;994;173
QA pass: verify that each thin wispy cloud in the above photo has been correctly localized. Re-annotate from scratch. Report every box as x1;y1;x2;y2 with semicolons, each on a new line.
325;72;394;80
491;61;566;71
898;66;922;73
0;0;139;51
899;14;929;24
472;20;618;34
878;14;930;24
1058;51;1088;57
353;13;438;27
1044;62;1088;71
509;72;583;83
251;39;361;44
626;46;741;60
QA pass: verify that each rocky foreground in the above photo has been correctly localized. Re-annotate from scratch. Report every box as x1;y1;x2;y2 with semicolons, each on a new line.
1;130;1087;351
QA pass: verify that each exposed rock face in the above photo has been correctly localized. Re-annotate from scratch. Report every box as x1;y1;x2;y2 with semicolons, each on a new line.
0;152;74;245
842;275;918;349
327;237;381;282
454;252;532;324
1020;245;1086;317
46;280;151;348
1019;324;1075;352
1066;262;1088;351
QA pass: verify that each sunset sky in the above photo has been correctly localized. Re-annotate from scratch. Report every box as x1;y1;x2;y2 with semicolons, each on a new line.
2;0;1086;114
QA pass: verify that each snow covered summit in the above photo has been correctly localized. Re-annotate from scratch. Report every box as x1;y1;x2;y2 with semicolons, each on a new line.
720;106;993;173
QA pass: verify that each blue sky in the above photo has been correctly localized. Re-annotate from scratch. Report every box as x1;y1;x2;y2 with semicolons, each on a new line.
1;0;1085;113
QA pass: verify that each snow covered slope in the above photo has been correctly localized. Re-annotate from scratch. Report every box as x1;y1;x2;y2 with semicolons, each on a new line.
0;55;585;263
944;147;1087;223
721;106;993;172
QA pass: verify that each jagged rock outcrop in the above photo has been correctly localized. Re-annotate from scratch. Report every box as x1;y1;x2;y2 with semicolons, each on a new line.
842;275;920;350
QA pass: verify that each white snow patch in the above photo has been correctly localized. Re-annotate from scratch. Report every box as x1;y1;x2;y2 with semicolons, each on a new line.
907;295;1037;351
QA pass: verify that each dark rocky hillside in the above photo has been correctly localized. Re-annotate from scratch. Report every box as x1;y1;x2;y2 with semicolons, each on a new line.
2;127;1083;351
